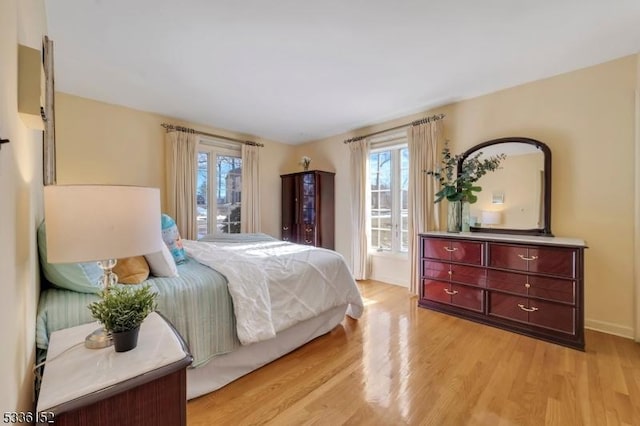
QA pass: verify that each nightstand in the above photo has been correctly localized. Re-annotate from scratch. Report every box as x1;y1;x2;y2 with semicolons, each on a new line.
36;312;192;426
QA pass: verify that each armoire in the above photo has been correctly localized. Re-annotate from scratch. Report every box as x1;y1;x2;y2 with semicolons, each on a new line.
280;170;335;249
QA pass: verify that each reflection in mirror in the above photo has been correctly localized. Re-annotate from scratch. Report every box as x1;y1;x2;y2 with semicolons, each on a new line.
459;137;552;236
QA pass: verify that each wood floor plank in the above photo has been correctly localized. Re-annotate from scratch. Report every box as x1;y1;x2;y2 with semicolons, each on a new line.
187;280;640;425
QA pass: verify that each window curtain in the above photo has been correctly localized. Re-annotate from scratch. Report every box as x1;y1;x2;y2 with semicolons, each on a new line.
408;120;443;294
349;138;370;280
165;130;198;240
241;144;261;233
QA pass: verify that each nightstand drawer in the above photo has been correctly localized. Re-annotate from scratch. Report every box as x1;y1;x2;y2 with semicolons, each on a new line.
489;293;575;334
486;270;575;304
488;243;577;278
422;238;483;265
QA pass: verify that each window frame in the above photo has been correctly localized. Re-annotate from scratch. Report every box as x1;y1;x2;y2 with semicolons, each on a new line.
197;137;242;237
368;133;409;255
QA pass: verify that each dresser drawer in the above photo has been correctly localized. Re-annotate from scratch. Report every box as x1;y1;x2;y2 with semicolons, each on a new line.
422;279;450;304
422;279;484;312
486;270;575;304
422;238;483;265
489;293;575;334
423;260;486;287
488;243;577;278
450;283;484;312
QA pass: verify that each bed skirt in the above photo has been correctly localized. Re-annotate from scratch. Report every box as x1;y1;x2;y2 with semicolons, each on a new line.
187;304;348;399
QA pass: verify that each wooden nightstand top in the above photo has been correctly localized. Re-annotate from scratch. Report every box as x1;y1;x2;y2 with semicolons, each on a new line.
37;312;192;415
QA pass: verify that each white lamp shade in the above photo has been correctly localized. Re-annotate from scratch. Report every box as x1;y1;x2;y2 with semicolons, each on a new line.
481;210;502;226
44;185;163;263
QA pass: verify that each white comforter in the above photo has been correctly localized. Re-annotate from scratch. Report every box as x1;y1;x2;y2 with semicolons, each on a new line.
183;239;364;345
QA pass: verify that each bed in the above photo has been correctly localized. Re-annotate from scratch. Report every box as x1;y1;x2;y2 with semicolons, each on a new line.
36;231;363;400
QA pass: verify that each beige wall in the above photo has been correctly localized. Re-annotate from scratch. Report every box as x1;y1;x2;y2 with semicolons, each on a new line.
0;0;47;413
299;55;639;338
56;94;292;237
55;53;639;337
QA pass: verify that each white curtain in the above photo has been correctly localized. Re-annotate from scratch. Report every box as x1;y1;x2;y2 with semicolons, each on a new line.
408;120;443;294
349;139;370;280
241;143;261;233
165;130;198;240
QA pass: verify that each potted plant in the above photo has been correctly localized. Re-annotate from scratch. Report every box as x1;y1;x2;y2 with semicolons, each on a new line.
88;285;157;352
427;142;505;232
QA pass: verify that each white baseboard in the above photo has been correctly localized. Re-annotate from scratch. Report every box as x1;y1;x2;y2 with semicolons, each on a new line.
370;274;408;288
585;318;634;339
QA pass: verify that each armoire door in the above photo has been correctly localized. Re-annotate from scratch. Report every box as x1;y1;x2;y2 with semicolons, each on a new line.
281;175;296;242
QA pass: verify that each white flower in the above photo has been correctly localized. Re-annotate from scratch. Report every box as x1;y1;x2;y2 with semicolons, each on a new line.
299;156;311;167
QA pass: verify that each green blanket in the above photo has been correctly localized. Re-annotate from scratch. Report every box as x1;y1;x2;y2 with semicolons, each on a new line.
36;258;239;367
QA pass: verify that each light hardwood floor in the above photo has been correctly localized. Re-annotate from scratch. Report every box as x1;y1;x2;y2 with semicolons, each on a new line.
187;280;640;425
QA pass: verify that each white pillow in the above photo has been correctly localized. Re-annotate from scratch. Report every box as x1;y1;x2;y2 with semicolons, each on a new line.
144;244;179;278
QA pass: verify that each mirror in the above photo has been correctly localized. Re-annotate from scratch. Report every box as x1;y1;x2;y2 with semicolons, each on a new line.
458;137;552;236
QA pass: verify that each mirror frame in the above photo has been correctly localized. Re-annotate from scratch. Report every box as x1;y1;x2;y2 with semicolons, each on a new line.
457;136;553;236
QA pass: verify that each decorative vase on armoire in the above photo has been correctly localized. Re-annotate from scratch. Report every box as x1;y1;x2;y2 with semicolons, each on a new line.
280;170;335;249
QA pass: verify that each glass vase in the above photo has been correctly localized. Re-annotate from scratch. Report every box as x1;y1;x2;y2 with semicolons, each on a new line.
461;201;471;232
447;200;462;233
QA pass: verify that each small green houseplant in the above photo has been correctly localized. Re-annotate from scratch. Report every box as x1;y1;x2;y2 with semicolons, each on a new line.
427;142;505;231
88;285;157;352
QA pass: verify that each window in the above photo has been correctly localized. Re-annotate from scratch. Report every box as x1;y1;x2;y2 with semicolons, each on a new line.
369;142;408;253
197;141;242;238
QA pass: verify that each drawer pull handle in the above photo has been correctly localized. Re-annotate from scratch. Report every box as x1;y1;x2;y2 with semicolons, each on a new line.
518;254;538;261
524;283;531;288
444;289;458;295
444;247;458;252
305;239;313;243
518;304;539;312
283;226;289;230
447;270;453;275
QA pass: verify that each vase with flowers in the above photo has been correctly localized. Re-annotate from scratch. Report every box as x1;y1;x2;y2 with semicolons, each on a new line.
300;156;312;171
427;142;505;232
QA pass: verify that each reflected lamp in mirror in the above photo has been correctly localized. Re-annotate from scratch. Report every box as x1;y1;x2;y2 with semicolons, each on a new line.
481;210;502;228
43;185;164;348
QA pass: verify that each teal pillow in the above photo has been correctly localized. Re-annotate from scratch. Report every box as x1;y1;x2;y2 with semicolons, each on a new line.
161;214;187;264
37;222;103;293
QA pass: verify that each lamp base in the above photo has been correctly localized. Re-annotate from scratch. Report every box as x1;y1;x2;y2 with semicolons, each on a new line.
84;328;113;349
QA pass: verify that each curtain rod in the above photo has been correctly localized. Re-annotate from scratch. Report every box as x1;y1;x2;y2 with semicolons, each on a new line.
343;113;445;144
161;123;264;147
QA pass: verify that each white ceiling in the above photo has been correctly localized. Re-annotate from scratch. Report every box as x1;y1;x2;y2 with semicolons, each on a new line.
44;0;640;144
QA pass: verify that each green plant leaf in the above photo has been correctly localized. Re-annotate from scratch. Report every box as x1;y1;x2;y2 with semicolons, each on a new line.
88;285;157;333
424;141;505;205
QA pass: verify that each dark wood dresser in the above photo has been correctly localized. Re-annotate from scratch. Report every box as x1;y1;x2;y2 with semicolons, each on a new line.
419;232;587;350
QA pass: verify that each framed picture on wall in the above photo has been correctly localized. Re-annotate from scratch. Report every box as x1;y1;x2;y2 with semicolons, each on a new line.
43;35;56;186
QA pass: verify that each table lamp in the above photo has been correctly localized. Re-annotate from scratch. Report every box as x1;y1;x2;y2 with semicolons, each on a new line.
43;185;163;348
481;210;502;228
